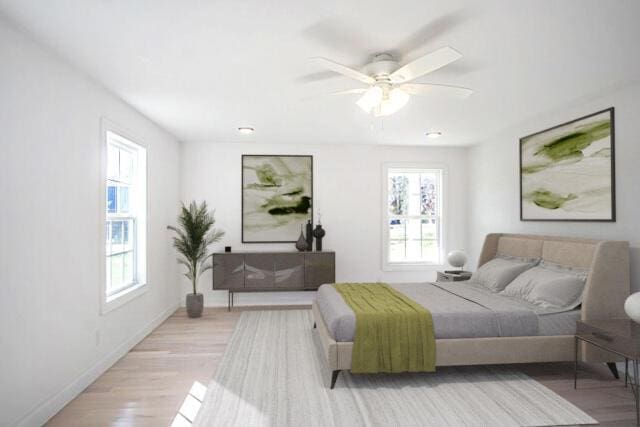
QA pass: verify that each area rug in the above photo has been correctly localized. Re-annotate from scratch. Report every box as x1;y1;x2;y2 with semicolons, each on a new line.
194;310;597;426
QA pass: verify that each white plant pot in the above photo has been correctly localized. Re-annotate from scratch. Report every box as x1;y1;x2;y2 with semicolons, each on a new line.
624;292;640;323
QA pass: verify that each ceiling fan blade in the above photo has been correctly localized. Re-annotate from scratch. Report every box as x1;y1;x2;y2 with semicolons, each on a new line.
390;47;462;83
311;57;375;85
329;88;368;96
400;83;473;99
300;88;367;102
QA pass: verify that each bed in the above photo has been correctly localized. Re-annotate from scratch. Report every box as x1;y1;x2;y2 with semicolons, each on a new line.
312;233;630;388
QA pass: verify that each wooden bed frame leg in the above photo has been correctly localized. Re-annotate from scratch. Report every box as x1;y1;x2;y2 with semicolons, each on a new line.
330;370;340;389
607;362;620;379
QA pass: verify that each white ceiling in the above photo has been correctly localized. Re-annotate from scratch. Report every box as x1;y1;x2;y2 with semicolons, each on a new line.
1;0;639;146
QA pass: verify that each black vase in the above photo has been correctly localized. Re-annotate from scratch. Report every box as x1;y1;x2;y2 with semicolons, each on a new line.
295;226;307;252
312;224;325;251
305;220;313;251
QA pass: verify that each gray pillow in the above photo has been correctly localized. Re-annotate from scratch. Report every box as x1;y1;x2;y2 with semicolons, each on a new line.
501;260;587;310
471;255;539;292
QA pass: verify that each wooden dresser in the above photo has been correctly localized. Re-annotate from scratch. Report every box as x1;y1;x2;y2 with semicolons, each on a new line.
212;251;335;309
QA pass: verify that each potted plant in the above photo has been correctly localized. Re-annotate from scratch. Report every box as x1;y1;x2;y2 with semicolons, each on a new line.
168;201;224;318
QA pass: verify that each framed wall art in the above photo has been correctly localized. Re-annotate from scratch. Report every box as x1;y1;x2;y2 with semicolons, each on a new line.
520;108;615;222
242;155;313;242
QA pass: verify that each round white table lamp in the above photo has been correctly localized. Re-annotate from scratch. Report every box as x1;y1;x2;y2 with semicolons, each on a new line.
625;292;640;323
447;250;468;271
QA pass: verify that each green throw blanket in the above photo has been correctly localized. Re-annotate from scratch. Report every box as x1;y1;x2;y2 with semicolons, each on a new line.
333;283;436;374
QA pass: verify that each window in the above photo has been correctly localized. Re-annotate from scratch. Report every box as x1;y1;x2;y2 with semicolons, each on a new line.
103;128;147;309
383;165;443;270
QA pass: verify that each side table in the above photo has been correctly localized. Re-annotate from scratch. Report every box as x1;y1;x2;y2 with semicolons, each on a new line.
575;319;640;426
436;270;472;282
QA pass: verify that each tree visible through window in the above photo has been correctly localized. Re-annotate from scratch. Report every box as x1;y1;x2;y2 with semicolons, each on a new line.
385;167;442;266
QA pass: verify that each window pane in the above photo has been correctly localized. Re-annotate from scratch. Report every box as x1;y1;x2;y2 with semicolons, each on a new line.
388;174;408;215
119;150;134;184
388;217;440;263
109;253;124;290
107;185;117;213
118;186;130;213
389;218;405;240
107;144;119;180
389;240;405;262
406;173;422;216
111;221;123;244
422;239;439;262
106;254;112;291
110;220;124;255
420;173;438;215
105;222;111;255
405;218;423;261
123;251;134;285
123;220;130;247
421;218;437;240
122;219;134;252
388;219;405;262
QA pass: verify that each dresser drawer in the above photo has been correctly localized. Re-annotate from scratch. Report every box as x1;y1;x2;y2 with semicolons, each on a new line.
437;271;471;282
576;321;636;356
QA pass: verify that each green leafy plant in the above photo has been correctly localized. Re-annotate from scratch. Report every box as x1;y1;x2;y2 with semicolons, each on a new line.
168;201;225;294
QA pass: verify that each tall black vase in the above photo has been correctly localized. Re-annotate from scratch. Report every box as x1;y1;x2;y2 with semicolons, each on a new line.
295;226;307;252
305;220;313;251
312;224;325;251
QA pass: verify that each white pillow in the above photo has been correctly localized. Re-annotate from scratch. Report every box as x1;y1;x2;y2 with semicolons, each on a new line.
501;261;587;310
471;255;539;292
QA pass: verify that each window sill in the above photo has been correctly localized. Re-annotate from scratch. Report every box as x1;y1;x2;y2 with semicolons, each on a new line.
101;282;147;315
382;263;445;272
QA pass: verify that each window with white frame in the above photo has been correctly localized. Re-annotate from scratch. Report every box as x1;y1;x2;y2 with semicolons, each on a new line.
105;130;147;300
383;166;443;269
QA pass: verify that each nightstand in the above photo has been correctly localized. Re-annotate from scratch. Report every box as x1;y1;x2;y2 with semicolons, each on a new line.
575;319;640;426
436;270;472;282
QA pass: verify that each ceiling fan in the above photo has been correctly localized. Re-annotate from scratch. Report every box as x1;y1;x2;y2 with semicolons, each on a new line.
312;46;472;117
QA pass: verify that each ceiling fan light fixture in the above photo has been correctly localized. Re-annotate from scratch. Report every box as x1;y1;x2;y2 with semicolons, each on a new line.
374;88;409;117
356;86;383;113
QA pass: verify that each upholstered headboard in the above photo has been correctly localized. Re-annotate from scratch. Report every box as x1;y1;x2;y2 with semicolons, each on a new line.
478;233;631;322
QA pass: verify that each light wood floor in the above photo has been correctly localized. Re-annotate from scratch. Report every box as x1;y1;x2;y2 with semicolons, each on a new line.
48;307;638;426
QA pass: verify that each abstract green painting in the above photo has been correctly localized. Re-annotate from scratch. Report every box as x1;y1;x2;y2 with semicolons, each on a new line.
242;155;313;242
520;108;615;221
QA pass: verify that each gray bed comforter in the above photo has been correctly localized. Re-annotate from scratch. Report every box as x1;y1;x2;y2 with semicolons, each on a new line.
316;282;541;342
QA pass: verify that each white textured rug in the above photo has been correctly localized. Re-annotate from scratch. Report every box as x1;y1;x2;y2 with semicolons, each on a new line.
194;310;597;426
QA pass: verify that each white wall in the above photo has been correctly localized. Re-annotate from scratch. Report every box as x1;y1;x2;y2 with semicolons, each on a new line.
467;82;640;292
180;142;468;306
0;18;181;426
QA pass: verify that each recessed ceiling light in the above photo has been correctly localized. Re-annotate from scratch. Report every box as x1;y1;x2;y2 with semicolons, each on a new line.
426;131;442;139
238;127;255;135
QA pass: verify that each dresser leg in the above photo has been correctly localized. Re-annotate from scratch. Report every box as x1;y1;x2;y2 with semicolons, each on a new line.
574;336;579;389
633;359;639;426
330;370;340;389
627;358;630;387
607;362;620;379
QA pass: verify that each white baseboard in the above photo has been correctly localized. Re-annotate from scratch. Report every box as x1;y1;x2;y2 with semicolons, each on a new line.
17;303;179;427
